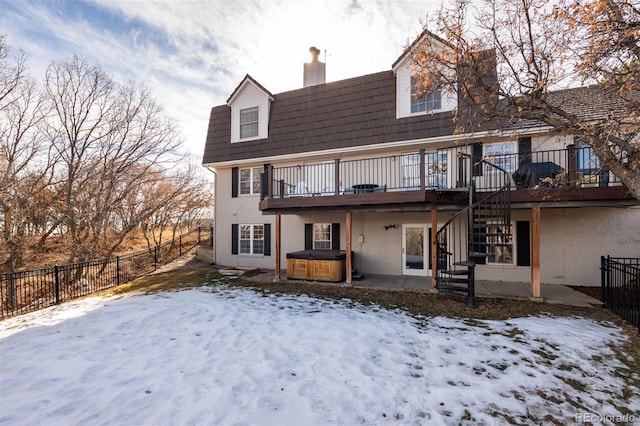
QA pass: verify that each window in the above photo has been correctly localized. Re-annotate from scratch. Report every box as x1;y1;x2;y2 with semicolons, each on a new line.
240;107;259;139
402;152;448;189
482;222;515;265
411;76;441;113
575;137;600;175
239;224;264;255
426;152;448;188
483;142;516;173
402;154;420;189
239;167;262;195
305;223;340;250
313;224;332;249
232;223;270;255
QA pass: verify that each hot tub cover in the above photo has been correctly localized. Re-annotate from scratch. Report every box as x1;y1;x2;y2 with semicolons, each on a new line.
286;250;346;260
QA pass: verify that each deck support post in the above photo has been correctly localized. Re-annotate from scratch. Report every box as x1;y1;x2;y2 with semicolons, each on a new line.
431;209;438;288
275;214;281;280
346;211;352;284
531;206;541;298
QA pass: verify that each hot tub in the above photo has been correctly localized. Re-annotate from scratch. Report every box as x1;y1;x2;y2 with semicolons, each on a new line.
286;250;346;282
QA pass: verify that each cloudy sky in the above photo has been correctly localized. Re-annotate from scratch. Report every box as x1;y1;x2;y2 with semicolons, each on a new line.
1;0;445;161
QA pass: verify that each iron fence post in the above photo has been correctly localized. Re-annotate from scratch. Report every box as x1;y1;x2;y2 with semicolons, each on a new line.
54;265;60;305
636;267;640;329
601;256;605;305
5;274;16;311
180;235;182;256
116;256;121;286
601;256;608;307
606;255;611;309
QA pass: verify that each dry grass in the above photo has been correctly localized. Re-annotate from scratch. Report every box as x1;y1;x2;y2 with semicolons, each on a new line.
1;229;189;273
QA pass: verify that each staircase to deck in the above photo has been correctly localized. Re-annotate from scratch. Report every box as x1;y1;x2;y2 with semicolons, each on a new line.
435;155;512;307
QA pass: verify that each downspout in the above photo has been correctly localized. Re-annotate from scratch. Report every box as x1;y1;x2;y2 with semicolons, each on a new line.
205;166;217;265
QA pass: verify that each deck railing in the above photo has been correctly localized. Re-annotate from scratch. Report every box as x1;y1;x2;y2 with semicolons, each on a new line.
479;146;623;191
262;145;623;199
263;147;470;199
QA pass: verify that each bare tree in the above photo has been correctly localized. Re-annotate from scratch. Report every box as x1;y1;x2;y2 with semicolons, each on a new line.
139;165;214;250
0;36;27;112
410;0;640;199
0;37;53;272
44;55;194;262
2;42;213;272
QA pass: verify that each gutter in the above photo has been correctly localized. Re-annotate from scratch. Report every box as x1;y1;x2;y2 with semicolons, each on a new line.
202;126;553;169
205;165;217;265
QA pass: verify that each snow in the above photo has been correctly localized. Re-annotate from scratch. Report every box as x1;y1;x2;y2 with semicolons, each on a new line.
1;285;638;425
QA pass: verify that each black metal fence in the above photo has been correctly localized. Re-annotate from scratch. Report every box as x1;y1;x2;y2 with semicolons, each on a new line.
601;256;640;331
0;227;213;320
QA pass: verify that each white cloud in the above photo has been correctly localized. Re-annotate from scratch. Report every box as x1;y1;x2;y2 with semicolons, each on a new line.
1;0;440;158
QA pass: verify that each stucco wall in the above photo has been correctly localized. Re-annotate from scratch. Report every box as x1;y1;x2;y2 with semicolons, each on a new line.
537;207;640;286
214;167;276;269
214;165;639;286
276;208;638;286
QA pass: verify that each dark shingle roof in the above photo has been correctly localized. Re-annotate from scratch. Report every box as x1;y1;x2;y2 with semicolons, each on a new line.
202;68;630;165
499;84;631;131
202;71;472;164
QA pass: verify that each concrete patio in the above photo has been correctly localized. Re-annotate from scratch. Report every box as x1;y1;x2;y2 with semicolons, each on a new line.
347;274;602;307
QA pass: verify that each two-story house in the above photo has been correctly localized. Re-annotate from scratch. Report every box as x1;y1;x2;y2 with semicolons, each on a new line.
202;32;639;304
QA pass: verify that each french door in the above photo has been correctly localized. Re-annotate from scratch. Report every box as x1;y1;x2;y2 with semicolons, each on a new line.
402;224;433;276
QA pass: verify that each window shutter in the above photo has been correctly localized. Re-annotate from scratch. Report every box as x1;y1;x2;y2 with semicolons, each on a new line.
331;223;340;250
518;137;532;165
304;224;313;250
231;167;239;198
261;164;270;199
263;224;271;256
231;224;238;254
472;143;483;176
516;221;531;266
473;223;487;265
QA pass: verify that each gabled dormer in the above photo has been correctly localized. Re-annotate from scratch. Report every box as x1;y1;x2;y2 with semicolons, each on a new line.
227;74;275;143
392;30;457;119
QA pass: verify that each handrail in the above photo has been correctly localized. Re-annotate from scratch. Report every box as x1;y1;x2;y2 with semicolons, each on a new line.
262;144;622;199
435;157;512;307
436;158;512;237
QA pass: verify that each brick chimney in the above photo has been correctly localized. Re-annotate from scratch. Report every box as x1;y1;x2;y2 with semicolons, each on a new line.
303;46;326;87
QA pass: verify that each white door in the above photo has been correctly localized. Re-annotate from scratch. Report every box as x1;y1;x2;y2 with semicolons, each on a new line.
402;224;431;276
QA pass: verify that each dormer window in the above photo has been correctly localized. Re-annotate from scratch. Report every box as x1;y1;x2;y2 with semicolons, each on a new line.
393;32;457;119
410;76;441;113
227;75;274;143
240;107;259;139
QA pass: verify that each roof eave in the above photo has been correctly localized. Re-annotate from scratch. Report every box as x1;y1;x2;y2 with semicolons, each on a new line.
226;74;275;105
392;28;454;72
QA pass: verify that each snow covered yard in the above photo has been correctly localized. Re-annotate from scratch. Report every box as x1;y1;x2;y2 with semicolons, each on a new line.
1;283;639;425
